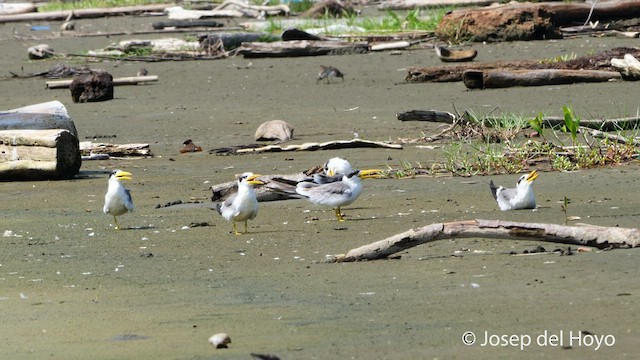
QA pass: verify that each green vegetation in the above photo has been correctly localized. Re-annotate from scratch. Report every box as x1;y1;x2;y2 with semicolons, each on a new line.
39;0;164;12
384;107;639;179
264;8;449;35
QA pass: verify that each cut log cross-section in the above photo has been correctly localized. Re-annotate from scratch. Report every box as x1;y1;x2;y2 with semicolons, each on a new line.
0;129;81;180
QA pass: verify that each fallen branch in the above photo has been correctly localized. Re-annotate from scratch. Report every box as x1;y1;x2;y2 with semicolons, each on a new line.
584;128;640;146
46;75;158;89
212;139;402;155
237;40;369;58
398;109;640;131
332;219;640;262
0;4;171;23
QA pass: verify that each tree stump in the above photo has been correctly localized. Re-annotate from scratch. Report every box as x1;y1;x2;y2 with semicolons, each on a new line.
69;72;114;103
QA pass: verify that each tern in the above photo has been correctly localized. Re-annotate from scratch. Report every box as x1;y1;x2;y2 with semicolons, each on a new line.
103;169;134;230
296;169;380;221
216;172;264;235
489;170;539;211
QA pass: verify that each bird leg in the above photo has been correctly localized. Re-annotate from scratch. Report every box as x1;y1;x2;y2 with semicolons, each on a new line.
232;222;242;236
334;207;345;222
113;215;121;230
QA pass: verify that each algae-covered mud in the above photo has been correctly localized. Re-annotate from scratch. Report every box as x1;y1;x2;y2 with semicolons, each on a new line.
1;13;639;360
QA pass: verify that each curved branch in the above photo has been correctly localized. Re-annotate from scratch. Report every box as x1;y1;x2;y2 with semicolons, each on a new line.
333;219;639;262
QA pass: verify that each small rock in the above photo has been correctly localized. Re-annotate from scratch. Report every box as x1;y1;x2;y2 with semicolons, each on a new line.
254;120;294;143
208;333;231;349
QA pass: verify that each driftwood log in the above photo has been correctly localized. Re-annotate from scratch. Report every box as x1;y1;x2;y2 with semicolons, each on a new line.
332;219;640;262
46;75;158;89
80;142;153;158
237;40;369;58
437;0;640;42
406;47;640;82
0;4;171;23
0;101;78;137
462;69;622;89
0;129;81;180
379;0;497;11
212;139;402;155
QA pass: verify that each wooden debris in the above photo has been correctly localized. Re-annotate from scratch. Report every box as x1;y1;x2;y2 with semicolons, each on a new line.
396;110;456;123
69;72;114;103
0;2;36;16
435;45;477;62
152;20;224;30
330;219;640;262
611;54;640;80
437;0;640;42
379;0;497;11
237;40;368;58
370;41;411;52
80;142;153;158
0;101;79;137
9;64;95;79
0;4;170;23
0;129;81;180
46;75;158;89
212;139;402;155
164;1;289;20
462;69;621;89
406;47;640;82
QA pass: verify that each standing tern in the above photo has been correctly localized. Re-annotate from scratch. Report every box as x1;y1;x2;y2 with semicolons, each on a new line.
103;169;134;230
489;170;539;211
216;172;264;235
295;169;380;221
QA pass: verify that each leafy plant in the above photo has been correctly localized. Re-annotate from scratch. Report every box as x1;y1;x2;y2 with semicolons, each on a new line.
561;105;580;143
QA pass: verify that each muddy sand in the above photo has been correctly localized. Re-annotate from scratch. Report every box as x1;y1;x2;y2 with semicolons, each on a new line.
1;13;639;360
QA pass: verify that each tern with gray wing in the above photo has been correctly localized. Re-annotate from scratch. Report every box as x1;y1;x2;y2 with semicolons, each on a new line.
489;170;539;211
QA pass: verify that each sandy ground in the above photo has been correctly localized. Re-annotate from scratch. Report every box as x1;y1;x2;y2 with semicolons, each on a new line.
1;12;639;360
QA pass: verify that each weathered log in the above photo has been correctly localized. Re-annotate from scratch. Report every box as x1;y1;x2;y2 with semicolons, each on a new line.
46;75;158;89
379;0;497;11
237;40;369;58
0;101;78;138
396;110;456;123
0;4;172;23
463;69;621;89
406;46;640;82
79;142;153;158
332;219;640;262
212;139;402;155
437;0;640;42
0;129;81;180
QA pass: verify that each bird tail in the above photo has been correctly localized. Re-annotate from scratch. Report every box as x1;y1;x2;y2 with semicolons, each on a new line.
215;202;223;215
489;180;498;200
